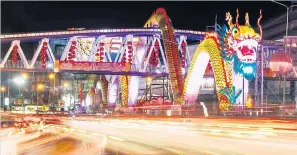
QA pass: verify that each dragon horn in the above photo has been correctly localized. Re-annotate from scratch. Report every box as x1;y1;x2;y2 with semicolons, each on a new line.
236;9;239;27
245;12;250;26
257;10;263;40
226;12;233;27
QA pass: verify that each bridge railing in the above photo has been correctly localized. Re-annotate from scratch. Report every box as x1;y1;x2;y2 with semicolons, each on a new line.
1;60;27;69
0;59;54;70
142;66;167;74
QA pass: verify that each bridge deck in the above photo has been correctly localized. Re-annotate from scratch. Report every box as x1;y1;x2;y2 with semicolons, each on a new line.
0;28;206;43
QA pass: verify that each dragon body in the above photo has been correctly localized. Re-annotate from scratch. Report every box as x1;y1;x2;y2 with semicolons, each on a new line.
119;8;184;107
144;8;185;104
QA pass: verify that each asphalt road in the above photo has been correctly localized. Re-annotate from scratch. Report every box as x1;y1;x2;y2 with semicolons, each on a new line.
61;117;297;155
1;115;297;155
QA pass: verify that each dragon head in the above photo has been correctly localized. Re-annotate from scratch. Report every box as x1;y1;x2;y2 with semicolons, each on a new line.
217;9;262;80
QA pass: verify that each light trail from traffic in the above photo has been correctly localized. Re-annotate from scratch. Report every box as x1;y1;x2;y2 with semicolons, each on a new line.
1;115;297;155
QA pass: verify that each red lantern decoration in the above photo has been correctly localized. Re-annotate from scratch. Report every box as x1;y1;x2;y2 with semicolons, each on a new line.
126;41;133;64
269;52;293;76
12;45;19;64
67;41;76;62
40;41;48;69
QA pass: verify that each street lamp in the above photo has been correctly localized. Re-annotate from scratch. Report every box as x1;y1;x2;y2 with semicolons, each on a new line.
1;86;6;92
21;73;29;79
36;83;44;114
146;76;153;86
1;86;6;108
271;1;297;42
14;77;25;97
63;82;71;110
146;76;153;100
63;82;69;88
14;77;25;112
48;73;56;105
271;0;297;109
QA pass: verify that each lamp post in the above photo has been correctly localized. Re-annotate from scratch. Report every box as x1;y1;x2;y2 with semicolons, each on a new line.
63;82;70;110
37;83;44;114
146;76;153;100
1;86;6;108
271;1;297;109
14;77;25;112
48;73;55;105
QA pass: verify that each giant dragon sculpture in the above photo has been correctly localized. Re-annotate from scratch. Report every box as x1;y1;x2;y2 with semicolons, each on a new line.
183;9;262;111
126;8;262;111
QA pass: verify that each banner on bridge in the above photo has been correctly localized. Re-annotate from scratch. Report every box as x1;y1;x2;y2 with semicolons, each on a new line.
54;60;129;72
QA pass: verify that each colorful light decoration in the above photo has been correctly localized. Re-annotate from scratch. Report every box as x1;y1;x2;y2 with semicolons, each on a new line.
12;45;18;64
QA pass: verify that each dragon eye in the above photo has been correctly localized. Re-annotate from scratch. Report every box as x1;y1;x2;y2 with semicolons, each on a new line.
232;27;239;35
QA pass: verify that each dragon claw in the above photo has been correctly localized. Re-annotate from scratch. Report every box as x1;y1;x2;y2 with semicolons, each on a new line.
219;86;242;105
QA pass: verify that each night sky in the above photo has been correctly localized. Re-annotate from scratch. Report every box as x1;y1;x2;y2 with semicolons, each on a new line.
1;1;293;33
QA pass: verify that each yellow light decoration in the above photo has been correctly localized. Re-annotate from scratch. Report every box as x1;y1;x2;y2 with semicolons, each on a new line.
120;62;131;107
